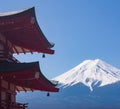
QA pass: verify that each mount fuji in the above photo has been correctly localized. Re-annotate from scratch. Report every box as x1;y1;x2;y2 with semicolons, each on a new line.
53;59;120;91
17;59;120;109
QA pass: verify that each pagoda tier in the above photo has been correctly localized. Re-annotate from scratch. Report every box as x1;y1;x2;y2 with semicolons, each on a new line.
0;60;59;92
0;7;54;54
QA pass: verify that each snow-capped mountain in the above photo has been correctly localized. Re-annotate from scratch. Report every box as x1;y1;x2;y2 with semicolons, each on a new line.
53;59;120;91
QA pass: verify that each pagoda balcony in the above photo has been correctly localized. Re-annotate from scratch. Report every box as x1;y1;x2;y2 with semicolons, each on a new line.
1;100;28;109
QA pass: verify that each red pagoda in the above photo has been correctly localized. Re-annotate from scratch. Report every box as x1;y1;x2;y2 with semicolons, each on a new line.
0;7;59;109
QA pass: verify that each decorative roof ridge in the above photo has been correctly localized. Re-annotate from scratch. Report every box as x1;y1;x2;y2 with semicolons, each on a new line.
0;7;34;17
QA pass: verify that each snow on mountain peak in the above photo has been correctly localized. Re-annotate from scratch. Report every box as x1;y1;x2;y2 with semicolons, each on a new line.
53;59;120;91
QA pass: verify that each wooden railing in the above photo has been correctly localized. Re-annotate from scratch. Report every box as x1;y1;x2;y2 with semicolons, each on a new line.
1;100;28;109
0;50;19;62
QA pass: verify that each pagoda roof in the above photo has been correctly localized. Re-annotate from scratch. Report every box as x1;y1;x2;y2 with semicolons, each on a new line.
0;7;54;54
0;61;59;92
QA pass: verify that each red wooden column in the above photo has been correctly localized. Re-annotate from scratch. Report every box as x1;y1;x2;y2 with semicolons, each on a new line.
0;79;1;109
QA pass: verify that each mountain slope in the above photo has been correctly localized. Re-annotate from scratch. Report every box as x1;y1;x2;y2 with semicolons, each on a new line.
53;59;120;91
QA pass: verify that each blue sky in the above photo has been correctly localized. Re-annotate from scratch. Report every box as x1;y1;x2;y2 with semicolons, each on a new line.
0;0;120;79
